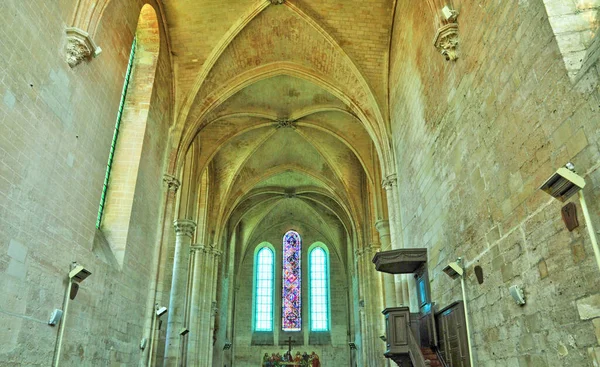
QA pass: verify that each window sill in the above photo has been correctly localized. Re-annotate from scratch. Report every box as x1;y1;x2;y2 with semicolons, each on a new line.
251;331;274;346
308;331;331;345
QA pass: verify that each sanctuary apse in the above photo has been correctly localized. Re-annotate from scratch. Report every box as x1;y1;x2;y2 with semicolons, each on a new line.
1;0;600;367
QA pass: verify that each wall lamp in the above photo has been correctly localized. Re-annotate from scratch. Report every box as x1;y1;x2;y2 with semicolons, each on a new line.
53;262;92;367
442;260;464;279
223;341;232;350
348;342;357;350
155;305;168;317
443;258;474;367
540;163;600;272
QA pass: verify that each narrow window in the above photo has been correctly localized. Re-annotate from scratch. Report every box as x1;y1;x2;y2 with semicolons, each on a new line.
96;37;137;228
309;246;329;331
254;247;275;331
282;231;301;331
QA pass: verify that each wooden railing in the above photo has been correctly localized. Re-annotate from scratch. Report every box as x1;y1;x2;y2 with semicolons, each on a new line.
407;326;430;367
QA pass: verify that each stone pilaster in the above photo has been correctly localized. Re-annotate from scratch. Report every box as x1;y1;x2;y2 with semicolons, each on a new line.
355;245;386;366
164;219;196;366
207;248;222;367
376;220;397;309
354;248;369;365
187;244;208;366
365;244;387;367
382;174;409;307
195;246;222;367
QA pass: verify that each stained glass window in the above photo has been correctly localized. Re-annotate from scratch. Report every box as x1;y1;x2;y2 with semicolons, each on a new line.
282;231;301;331
254;247;274;331
309;246;329;331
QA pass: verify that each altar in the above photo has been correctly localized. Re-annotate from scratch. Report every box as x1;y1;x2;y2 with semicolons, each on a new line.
260;349;321;366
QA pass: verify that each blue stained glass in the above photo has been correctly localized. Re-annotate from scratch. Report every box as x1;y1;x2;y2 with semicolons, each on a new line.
255;247;274;331
309;246;329;331
282;231;301;331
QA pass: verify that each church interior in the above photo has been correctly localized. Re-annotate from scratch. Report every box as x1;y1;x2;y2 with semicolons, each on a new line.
1;0;600;366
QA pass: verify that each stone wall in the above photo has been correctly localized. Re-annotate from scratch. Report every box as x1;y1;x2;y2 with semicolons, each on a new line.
0;0;172;365
389;0;600;366
232;226;351;366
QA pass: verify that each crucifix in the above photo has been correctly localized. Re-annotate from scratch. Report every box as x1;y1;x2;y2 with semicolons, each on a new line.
286;336;295;353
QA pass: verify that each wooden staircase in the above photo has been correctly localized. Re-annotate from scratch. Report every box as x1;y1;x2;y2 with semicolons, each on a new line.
421;348;443;367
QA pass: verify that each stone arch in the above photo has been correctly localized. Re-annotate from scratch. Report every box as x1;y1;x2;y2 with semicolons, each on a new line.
100;4;160;266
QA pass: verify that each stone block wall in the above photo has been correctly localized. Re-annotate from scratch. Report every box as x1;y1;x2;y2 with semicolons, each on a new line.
389;0;600;366
0;0;172;365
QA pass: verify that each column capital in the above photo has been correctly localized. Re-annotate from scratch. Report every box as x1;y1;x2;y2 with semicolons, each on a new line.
354;248;364;258
375;219;390;235
163;174;181;192
173;219;196;238
210;247;223;259
190;243;206;252
382;173;398;190
365;243;381;253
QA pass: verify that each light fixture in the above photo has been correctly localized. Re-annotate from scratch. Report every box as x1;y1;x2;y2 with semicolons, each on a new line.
443;257;474;367
443;260;464;279
48;309;63;326
155;305;168;317
348;342;357;350
53;262;92;367
69;263;91;283
509;285;526;305
441;5;458;21
540;163;600;272
223;341;232;350
540;162;585;201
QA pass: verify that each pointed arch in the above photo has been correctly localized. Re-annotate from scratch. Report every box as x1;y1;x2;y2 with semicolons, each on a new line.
254;243;275;331
308;243;330;332
98;4;160;266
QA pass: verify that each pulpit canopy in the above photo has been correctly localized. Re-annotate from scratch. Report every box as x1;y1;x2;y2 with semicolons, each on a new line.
371;249;427;274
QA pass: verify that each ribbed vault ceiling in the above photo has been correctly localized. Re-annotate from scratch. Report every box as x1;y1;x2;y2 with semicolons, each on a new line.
165;1;395;264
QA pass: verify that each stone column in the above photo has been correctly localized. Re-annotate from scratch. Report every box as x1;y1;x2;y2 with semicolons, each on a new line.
164;219;196;366
375;220;397;309
141;175;180;367
354;248;369;365
365;244;387;367
382;174;410;308
207;249;222;367
197;246;219;367
187;244;207;366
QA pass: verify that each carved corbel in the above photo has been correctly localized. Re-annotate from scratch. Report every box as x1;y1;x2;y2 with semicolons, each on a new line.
65;27;102;68
381;174;398;191
163;174;181;192
433;23;459;61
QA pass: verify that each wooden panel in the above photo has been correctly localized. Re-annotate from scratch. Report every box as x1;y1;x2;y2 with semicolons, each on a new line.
393;313;408;346
436;302;470;367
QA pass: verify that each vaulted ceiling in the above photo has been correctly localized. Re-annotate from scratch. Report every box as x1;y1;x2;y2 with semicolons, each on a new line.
164;1;396;263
